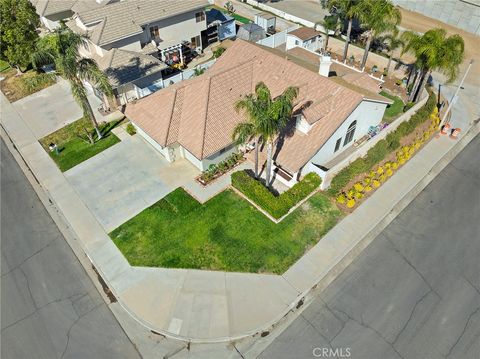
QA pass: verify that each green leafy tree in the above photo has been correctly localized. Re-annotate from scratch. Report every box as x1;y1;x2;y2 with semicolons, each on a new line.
32;27;113;139
382;26;404;76
234;82;298;187
402;28;464;102
355;0;401;70
0;0;40;71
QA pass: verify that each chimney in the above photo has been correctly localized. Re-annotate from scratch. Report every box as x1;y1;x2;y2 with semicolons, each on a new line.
319;54;332;77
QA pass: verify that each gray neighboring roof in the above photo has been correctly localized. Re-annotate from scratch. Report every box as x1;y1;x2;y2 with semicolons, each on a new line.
236;23;266;42
93;48;168;88
31;0;76;16
75;0;209;46
31;0;106;17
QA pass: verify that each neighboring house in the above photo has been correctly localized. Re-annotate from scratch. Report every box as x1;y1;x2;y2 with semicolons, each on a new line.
31;0;108;31
205;8;236;45
237;23;267;42
69;0;208;62
286;27;323;52
125;40;392;186
86;48;169;107
63;0;209;106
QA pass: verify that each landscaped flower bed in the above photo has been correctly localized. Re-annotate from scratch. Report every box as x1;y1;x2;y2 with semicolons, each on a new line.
197;152;244;185
231;171;322;219
333;92;439;210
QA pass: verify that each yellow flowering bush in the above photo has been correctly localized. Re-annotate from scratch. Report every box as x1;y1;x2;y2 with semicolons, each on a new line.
373;179;381;188
364;185;373;192
347;198;355;208
354;182;364;192
377;166;384;175
379;174;387;182
386;168;393;176
392;162;399;170
354;192;363;199
336;193;346;204
364;177;371;185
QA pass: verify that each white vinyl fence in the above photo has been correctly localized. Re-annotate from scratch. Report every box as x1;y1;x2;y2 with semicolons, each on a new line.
256;25;300;48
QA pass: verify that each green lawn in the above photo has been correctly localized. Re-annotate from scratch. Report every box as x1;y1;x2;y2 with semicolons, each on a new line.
0;59;10;72
380;90;405;123
208;6;252;24
40;117;122;172
110;188;342;274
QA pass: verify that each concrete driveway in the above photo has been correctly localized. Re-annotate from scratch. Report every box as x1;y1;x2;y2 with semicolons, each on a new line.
12;79;103;139
64;135;200;232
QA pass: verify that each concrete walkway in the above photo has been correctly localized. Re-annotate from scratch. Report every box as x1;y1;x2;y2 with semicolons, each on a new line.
1;89;478;342
11;79;120;138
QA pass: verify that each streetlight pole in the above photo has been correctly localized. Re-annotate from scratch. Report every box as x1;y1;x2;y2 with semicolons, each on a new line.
439;59;474;128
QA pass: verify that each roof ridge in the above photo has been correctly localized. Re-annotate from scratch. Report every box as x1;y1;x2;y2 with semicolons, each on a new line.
164;88;179;145
200;77;213;158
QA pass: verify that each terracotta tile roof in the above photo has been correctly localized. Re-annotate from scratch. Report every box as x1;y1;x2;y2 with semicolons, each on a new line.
125;40;365;171
342;72;382;94
288;27;322;41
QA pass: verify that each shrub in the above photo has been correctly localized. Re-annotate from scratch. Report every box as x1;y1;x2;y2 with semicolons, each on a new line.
126;123;136;135
200;152;243;183
231;171;321;219
213;47;226;58
336;193;346;204
353;182;364;192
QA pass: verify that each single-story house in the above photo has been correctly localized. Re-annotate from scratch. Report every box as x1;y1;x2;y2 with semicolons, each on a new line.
286;27;323;53
125;39;392;186
236;23;267;43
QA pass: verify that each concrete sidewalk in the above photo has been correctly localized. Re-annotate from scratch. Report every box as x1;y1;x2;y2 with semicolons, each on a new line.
1;89;478;342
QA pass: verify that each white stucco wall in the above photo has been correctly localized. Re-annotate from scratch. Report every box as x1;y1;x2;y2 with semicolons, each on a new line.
286;34;323;52
308;100;387;167
41;16;61;31
200;144;238;171
132;123;172;160
142;9;207;50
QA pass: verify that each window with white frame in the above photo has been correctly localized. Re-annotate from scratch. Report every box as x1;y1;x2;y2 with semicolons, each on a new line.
343;120;357;146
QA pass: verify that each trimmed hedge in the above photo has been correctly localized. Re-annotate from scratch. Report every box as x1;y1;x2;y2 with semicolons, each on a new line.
231;171;321;219
327;90;437;196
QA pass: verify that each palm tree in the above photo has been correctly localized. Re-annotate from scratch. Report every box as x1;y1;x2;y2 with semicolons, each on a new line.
401;28;465;102
383;26;404;76
234;82;298;187
232;100;262;178
318;14;339;52
328;0;362;61
32;26;112;140
355;0;401;70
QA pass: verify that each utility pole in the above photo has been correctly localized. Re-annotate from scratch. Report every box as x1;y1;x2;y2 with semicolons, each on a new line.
439;59;474;128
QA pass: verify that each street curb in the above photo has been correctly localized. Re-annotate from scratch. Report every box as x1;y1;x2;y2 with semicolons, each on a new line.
2;117;478;344
264;124;480;337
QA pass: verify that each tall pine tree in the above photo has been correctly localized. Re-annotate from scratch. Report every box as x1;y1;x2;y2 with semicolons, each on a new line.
0;0;40;71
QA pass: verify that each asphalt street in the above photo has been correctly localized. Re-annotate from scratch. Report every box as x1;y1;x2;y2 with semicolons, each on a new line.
259;135;480;359
0;138;140;359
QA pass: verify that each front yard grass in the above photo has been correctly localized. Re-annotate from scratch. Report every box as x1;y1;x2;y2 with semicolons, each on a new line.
380;90;404;123
40;117;122;172
110;188;342;274
0;68;56;102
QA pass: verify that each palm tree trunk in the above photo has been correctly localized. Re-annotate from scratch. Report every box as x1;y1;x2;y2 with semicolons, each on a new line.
254;138;259;178
85;100;102;140
386;51;393;76
360;33;373;70
409;67;425;102
265;141;273;187
324;35;330;51
343;19;352;61
413;69;430;102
